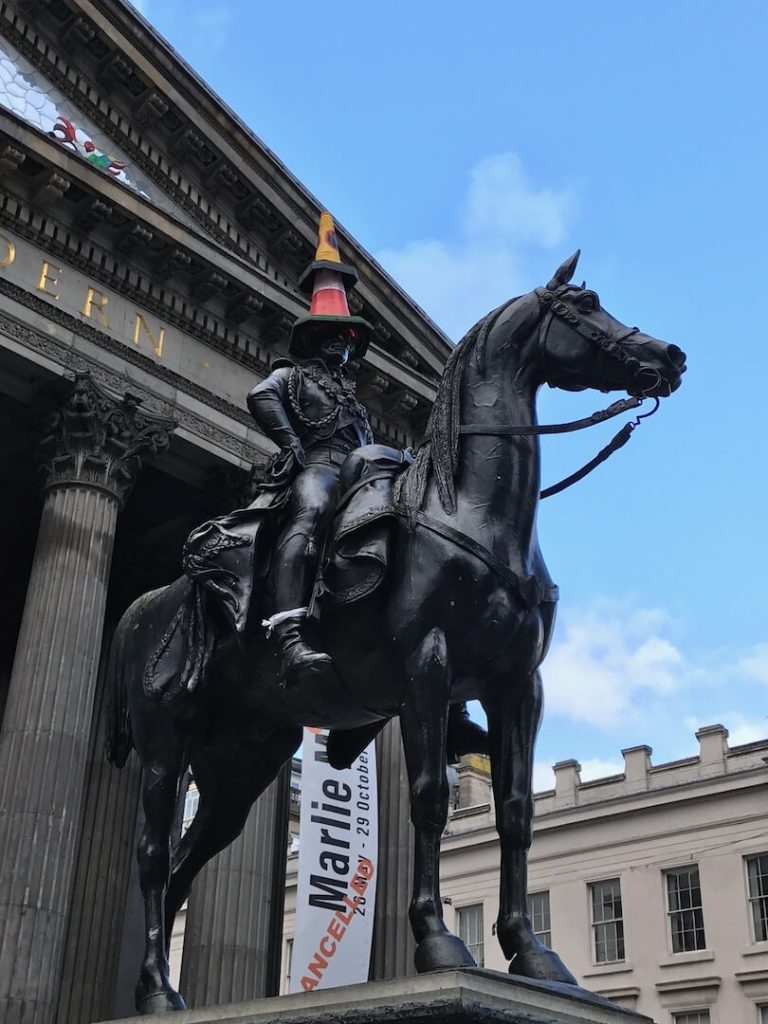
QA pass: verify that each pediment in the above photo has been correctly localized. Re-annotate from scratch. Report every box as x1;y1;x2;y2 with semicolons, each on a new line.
0;0;451;439
0;35;201;233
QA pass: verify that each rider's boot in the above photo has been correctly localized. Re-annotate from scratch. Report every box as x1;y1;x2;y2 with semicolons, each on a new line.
447;702;489;762
271;613;332;688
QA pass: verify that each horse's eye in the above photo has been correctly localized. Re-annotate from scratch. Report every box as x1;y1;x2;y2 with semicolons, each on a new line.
579;293;598;313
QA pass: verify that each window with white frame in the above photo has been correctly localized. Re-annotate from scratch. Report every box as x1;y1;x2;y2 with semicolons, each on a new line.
746;854;768;942
589;878;625;963
457;904;484;967
672;1011;710;1024
527;891;551;947
665;866;706;953
759;1006;768;1024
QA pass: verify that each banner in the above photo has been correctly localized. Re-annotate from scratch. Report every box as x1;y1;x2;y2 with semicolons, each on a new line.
290;727;378;992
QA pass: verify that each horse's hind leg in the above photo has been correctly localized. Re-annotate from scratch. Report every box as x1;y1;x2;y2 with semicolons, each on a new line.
164;726;302;943
399;628;475;973
135;737;187;1013
483;671;576;984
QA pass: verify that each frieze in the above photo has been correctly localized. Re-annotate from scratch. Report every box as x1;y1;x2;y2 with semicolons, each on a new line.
0;292;264;464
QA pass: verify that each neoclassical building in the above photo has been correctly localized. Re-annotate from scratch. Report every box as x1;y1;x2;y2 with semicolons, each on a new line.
281;726;768;1024
0;2;450;1022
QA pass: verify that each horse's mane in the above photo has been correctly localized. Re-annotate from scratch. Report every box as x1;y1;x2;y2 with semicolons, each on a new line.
396;294;524;514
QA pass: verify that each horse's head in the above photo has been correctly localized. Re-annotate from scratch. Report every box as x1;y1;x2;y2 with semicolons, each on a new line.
535;251;686;398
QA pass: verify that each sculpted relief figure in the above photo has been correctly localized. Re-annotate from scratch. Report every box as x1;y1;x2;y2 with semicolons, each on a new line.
106;213;686;1013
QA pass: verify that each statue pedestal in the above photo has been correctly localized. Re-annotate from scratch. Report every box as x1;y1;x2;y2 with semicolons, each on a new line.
101;968;654;1024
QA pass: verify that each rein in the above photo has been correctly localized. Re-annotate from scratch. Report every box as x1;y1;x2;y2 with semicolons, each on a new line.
460;394;660;499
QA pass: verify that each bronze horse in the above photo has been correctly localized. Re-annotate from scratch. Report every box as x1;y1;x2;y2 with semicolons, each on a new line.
106;252;685;1012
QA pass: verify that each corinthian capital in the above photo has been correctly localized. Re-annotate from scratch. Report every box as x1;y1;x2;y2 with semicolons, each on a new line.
41;374;175;507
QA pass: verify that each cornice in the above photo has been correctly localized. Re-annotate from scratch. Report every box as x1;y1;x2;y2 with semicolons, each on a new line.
0;141;431;438
1;0;451;379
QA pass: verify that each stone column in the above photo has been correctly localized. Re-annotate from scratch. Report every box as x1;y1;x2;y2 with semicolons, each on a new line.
179;764;291;1006
0;374;172;1024
369;719;416;981
54;630;144;1024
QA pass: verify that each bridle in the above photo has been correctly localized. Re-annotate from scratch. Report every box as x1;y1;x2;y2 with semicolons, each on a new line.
459;285;663;499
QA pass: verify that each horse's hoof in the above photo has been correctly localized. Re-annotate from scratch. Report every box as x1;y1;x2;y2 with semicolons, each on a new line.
414;932;476;973
135;986;186;1014
509;947;578;985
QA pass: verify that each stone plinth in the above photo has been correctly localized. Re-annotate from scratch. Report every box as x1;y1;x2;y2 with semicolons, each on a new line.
100;969;654;1024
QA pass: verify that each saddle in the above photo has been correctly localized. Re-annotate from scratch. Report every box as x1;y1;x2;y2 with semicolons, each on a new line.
143;446;411;703
314;445;413;611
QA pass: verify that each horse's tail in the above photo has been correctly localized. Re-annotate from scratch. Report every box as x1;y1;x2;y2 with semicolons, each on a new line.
104;595;145;768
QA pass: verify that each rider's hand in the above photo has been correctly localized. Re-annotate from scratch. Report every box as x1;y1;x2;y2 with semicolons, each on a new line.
287;441;306;469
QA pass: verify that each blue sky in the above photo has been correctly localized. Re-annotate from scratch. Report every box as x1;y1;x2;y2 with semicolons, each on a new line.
134;0;768;786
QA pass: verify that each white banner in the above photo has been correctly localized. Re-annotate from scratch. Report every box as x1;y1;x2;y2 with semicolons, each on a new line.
290;727;378;992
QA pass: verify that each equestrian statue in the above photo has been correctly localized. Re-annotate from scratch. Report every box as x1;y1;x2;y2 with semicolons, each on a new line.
105;211;686;1012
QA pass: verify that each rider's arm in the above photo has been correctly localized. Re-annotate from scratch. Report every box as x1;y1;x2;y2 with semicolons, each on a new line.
247;368;305;462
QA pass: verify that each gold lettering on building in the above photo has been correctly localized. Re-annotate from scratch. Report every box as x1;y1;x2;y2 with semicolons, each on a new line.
132;313;165;358
37;261;61;299
0;234;15;267
82;287;110;328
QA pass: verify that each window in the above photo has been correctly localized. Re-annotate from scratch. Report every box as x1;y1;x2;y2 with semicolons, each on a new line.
528;891;551;947
746;855;768;942
672;1012;710;1024
457;904;484;967
284;937;293;993
589;879;625;963
759;1007;768;1024
666;867;706;953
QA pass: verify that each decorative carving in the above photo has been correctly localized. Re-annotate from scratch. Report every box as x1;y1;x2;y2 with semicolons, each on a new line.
347;291;364;315
32;170;70;207
373;320;392;344
192;270;229;303
0;144;26;178
226;291;263;324
135;92;170;128
40;374;175;507
204;162;238;196
237;194;281;234
77;198;113;234
366;374;390;394
115;222;154;253
271;229;310;265
171;128;205;161
96;52;132;91
153;246;192;279
391;391;419;413
399;348;419;369
261;311;294;345
61;16;96;50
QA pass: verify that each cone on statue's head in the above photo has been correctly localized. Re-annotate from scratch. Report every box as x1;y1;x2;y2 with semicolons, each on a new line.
288;211;373;360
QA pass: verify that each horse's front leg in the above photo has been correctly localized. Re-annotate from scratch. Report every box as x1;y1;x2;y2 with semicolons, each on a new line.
135;750;186;1014
400;628;475;973
484;671;576;984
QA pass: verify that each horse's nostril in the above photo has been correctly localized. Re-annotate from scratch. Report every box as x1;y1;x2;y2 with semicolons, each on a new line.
668;344;686;368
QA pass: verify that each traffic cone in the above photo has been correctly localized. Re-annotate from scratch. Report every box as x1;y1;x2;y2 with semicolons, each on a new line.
289;211;373;359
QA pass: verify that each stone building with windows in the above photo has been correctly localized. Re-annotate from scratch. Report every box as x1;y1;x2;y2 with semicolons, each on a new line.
0;1;450;1021
281;725;768;1024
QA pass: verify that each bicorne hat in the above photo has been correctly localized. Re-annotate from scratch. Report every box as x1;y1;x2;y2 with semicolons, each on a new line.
288;211;373;360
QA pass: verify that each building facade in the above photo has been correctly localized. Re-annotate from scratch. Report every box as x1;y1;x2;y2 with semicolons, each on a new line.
0;1;450;1021
281;725;768;1024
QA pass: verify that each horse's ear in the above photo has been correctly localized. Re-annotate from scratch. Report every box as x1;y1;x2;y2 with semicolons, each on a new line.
546;250;581;289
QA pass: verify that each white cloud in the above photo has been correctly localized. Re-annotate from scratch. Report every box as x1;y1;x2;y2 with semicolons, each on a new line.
533;760;555;793
541;603;684;730
376;152;573;340
738;643;768;685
